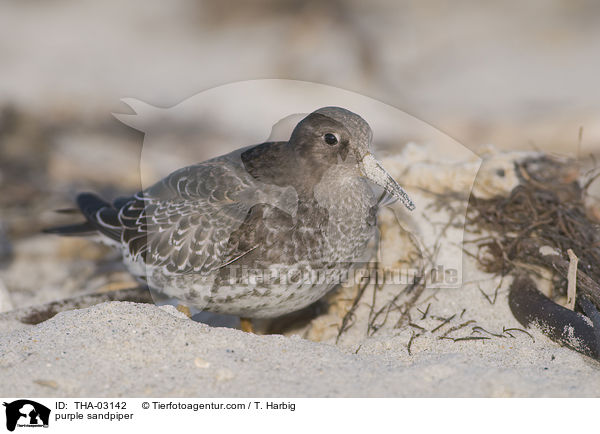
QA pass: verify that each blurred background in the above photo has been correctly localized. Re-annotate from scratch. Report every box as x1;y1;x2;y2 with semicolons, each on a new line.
1;0;599;311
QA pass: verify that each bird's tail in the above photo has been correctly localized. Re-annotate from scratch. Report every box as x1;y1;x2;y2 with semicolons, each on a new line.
43;221;97;236
43;193;122;241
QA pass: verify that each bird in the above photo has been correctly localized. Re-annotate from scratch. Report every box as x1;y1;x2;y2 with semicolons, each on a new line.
46;107;415;328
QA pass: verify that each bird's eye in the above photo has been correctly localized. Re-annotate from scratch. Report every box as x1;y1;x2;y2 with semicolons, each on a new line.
324;133;338;145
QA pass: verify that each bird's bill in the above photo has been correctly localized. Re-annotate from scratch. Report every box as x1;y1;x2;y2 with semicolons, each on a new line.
359;153;415;211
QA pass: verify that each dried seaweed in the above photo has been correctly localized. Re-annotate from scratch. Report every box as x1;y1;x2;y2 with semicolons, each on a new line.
339;186;465;342
466;155;600;358
466;155;600;307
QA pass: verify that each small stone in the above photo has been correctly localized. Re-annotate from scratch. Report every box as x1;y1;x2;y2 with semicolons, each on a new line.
194;357;210;369
215;368;234;382
34;379;58;389
539;245;560;257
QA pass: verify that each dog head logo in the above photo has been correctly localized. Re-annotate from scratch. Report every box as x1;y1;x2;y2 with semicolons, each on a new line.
3;400;50;431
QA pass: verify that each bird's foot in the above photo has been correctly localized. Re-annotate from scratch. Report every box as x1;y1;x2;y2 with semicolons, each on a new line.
240;317;254;333
176;304;192;318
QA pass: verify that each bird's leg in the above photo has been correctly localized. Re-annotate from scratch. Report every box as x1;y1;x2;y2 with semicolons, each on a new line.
240;317;254;333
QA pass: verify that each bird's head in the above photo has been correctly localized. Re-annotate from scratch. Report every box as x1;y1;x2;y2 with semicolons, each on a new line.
289;106;415;211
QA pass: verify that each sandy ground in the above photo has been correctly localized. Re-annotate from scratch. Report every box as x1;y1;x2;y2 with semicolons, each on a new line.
1;301;599;397
1;301;599;398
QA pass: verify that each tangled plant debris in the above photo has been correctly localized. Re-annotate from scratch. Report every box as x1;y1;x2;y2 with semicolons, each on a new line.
466;156;600;359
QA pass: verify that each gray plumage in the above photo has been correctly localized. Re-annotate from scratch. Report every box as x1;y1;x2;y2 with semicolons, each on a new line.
48;107;414;318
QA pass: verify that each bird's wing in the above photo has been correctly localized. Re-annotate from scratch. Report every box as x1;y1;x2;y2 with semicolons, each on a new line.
119;154;298;275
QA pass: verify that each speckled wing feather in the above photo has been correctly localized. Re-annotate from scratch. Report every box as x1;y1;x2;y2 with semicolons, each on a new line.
119;151;298;275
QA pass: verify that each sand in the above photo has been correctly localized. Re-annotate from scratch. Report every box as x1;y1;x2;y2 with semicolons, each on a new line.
0;301;599;397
